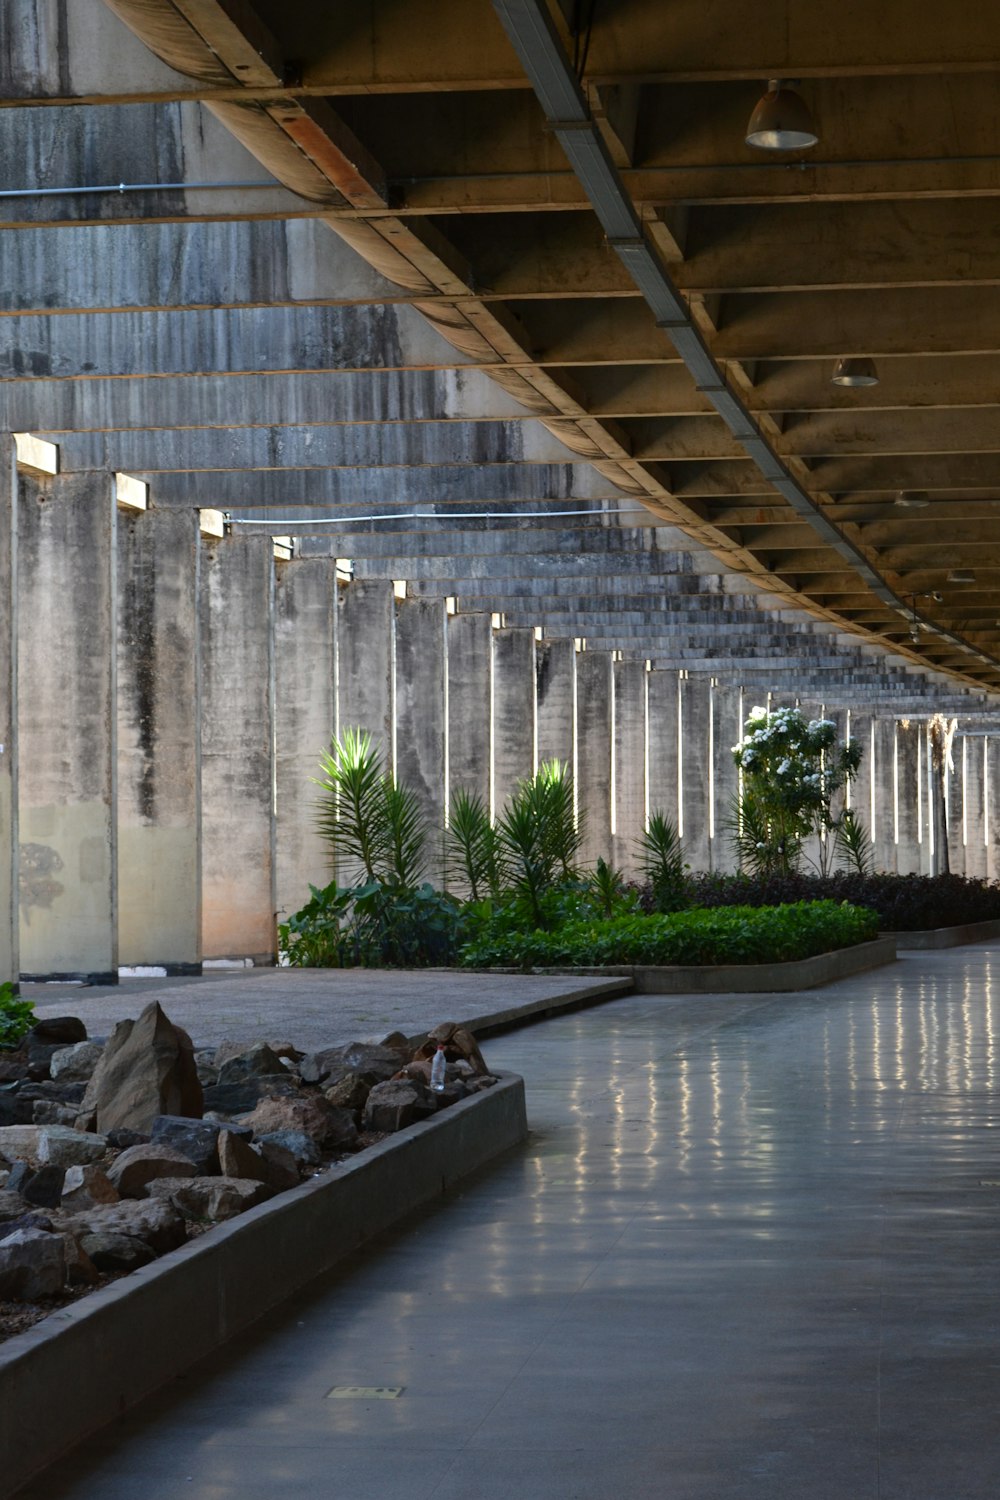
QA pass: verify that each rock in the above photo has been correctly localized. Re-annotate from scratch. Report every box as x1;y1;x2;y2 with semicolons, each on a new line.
0;1170;7;1189
64;1199;187;1255
194;1049;219;1087
150;1116;223;1175
36;1126;110;1169
61;1235;100;1285
107;1144;197;1199
323;1073;371;1115
215;1042;287;1086
217;1129;270;1184
380;1030;414;1060
268;1042;304;1065
7;1163;65;1209
0;1124;44;1159
0;1088;18;1127
0;1190;32;1224
29;1018;88;1047
253;1139;302;1189
237;1094;357;1151
79;1232;156;1273
79;1002;203;1135
255;1129;321;1169
435;1080;471;1107
363;1080;434;1133
300;1042;403;1088
0;1056;29;1084
415;1023;490;1076
49;1040;105;1084
202;1113;254;1138
0;1228;67;1298
0;1211;55;1239
105;1128;150;1151
149;1176;274;1222
32;1102;81;1127
61;1164;120;1209
467;1075;498;1092
201;1076;297;1116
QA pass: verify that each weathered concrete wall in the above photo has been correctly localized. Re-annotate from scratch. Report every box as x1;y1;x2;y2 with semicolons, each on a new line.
274;556;337;922
17;471;117;981
199;535;275;963
613;658;646;877
647;669;680;832
491;627;535;814
395;596;447;885
0;442;17;987
338;579;393;759
447;611;491;811
117;506;202;971
535;637;574;772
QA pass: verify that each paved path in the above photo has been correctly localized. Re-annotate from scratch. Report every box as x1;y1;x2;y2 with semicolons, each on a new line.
25;969;629;1052
18;946;1000;1498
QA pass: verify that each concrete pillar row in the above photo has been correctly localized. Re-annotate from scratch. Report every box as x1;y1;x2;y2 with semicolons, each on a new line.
18;468;118;982
395;595;447;885
491;626;536;816
613;658;647;877
0;439;17;988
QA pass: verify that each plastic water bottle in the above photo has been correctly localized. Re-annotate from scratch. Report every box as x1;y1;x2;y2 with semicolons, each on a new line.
430;1044;447;1092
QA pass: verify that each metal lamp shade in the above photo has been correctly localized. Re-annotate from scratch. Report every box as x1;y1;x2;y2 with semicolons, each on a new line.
831;356;880;387
745;82;818;150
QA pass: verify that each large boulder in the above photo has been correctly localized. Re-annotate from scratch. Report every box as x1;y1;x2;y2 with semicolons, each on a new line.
148;1176;274;1222
300;1042;403;1089
79;1003;203;1134
63;1199;187;1255
0;1228;66;1298
237;1094;357;1151
107;1144;197;1199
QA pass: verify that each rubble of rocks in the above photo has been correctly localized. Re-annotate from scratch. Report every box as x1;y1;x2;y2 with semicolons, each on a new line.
0;1005;498;1318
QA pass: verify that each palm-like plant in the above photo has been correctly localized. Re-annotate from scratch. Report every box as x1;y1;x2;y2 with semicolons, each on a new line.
447;788;505;901
314;727;426;887
637;810;687;912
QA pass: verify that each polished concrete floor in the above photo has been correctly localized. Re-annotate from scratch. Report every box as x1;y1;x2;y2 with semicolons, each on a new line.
18;947;1000;1498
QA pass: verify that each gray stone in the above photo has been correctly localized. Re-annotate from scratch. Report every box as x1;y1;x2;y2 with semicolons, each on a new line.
36;1126;110;1169
363;1080;434;1134
150;1115;223;1175
253;1139;302;1189
9;1164;66;1209
217;1129;269;1184
237;1094;357;1150
323;1073;371;1116
201;1076;297;1116
107;1143;197;1199
0;1228;66;1299
49;1040;105;1084
79;1232;156;1273
31;1101;81;1127
61;1164;120;1209
149;1176;274;1222
300;1042;403;1088
28;1018;87;1047
79;1002;203;1135
215;1042;287;1087
64;1200;187;1255
0;1211;55;1239
256;1129;321;1168
0;1190;32;1224
194;1049;219;1087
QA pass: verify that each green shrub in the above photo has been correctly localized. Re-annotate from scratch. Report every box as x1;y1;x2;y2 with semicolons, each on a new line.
461;900;878;971
0;981;34;1050
685;870;1000;932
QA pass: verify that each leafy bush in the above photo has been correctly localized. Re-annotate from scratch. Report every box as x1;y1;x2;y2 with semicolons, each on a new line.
683;870;1000;932
0;981;34;1050
461;900;878;970
279;879;465;968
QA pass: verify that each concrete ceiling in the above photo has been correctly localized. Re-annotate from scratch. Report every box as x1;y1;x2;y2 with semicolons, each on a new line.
3;0;1000;706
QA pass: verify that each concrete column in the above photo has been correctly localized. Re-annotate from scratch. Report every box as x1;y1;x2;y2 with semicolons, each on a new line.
491;626;535;816
647;670;680;830
18;470;117;982
447;611;491;810
847;712;876;868
613;659;647;877
986;738;1000;883
536;638;574;771
574;650;612;870
274;556;336;919
679;674;710;875
823;707;849;869
711;682;742;874
895;720;922;875
395;595;447;884
338;579;394;759
963;736;988;879
944;731;964;876
0;440;17;988
873;718;897;874
200;534;275;963
117;506;201;972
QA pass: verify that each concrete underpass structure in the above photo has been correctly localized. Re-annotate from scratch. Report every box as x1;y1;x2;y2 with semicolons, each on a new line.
2;0;1000;983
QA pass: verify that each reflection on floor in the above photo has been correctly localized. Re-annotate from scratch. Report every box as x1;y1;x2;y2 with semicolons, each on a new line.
17;948;1000;1499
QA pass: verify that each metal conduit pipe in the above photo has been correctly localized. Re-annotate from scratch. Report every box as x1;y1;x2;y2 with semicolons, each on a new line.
491;0;999;677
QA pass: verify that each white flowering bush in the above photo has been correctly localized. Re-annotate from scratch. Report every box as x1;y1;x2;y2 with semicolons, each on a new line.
730;706;862;875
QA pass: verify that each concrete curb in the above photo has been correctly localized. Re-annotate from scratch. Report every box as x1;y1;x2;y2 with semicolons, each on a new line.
0;1073;527;1500
889;918;1000;951
450;976;633;1037
543;937;898;993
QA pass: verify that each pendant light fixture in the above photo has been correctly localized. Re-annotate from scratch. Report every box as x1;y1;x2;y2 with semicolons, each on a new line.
831;356;879;388
745;80;819;151
894;491;930;509
947;569;976;584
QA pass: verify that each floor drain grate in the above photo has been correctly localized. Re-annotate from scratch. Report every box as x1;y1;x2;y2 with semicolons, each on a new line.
326;1386;404;1400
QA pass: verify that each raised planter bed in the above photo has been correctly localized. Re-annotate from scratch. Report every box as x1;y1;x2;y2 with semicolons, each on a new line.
538;936;897;994
0;1072;527;1500
887;918;1000;951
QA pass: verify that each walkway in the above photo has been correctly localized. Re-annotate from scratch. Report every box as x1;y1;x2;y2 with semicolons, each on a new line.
17;947;1000;1498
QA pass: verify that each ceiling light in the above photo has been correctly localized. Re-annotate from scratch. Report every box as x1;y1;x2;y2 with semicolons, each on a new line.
947;569;976;584
832;357;879;388
745;80;819;151
894;490;930;509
